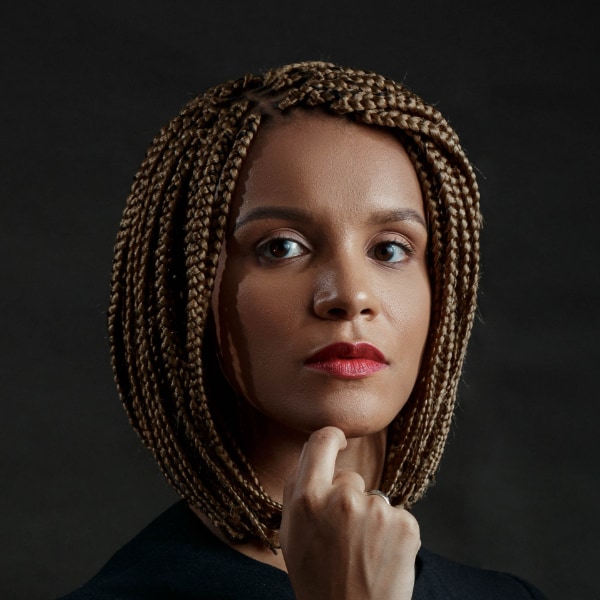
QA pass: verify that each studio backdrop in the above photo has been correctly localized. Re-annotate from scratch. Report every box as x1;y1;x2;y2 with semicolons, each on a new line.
1;2;598;599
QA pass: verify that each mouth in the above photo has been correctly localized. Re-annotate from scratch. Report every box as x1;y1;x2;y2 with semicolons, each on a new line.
304;342;388;379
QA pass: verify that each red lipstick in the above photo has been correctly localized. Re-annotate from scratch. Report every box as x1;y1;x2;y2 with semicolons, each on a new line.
304;342;388;379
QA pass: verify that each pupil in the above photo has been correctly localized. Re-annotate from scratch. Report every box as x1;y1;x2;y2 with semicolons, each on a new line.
376;243;394;260
270;239;291;258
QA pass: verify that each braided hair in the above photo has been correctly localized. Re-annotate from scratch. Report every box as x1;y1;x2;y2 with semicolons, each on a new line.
108;61;481;549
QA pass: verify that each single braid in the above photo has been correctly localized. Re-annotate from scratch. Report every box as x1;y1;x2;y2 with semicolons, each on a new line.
109;61;481;548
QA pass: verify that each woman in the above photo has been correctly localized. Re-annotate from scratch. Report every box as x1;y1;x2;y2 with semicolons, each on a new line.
60;61;545;598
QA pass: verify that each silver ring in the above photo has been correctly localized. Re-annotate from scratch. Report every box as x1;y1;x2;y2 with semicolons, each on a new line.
365;490;391;505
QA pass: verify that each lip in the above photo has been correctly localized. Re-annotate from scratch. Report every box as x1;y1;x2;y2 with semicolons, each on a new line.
304;342;388;379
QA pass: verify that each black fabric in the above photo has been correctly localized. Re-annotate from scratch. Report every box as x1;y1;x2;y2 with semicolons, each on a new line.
58;502;546;599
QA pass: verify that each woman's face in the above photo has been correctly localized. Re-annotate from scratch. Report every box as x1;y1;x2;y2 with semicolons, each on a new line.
211;112;431;441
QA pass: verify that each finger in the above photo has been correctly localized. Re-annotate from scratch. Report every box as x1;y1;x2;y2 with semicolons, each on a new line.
392;509;422;553
293;426;347;494
332;469;366;492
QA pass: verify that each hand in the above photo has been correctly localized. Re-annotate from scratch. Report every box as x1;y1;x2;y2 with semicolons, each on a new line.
280;426;420;600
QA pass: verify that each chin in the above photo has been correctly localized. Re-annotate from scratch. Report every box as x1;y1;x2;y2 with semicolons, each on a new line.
323;418;392;439
297;406;399;440
244;385;408;442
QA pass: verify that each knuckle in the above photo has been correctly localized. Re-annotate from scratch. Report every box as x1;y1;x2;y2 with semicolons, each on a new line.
396;510;421;540
327;487;363;524
293;489;319;513
335;489;361;515
370;498;389;523
333;469;365;488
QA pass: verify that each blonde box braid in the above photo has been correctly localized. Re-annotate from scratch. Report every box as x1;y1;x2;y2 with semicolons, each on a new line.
108;61;481;549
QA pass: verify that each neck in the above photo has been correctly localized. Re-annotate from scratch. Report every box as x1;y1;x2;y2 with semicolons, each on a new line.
192;411;388;572
244;411;388;504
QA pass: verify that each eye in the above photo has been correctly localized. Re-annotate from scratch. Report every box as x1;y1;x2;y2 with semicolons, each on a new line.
369;240;411;263
256;237;306;260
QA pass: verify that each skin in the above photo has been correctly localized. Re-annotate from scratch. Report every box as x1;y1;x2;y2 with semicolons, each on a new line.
209;111;430;598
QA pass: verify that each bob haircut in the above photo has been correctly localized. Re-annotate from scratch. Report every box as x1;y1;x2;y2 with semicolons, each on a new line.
108;61;481;549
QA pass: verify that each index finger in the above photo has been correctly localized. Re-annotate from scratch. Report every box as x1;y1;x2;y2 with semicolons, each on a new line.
293;426;348;494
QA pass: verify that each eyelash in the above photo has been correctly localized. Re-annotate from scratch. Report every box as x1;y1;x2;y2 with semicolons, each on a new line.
255;235;414;265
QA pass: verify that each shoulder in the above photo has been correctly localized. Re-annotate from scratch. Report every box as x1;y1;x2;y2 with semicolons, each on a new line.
56;502;294;600
57;505;545;600
414;547;547;600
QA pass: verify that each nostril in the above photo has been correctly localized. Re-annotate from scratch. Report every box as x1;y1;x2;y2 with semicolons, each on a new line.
327;308;346;317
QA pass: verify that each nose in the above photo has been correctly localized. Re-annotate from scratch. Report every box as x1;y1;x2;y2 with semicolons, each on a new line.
312;259;381;321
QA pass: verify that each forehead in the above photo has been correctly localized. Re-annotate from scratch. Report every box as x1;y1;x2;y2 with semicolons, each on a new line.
230;111;424;222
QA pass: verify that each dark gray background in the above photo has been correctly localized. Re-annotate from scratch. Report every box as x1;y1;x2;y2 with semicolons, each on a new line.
2;1;598;598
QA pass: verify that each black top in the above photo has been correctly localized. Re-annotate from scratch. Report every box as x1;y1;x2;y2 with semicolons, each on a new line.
58;502;546;599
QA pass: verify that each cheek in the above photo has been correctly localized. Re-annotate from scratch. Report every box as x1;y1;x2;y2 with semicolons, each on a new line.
213;270;305;396
385;270;431;348
235;275;306;361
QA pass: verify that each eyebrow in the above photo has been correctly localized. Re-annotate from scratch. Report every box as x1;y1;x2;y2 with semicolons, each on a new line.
233;206;427;232
367;208;427;230
233;207;312;232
